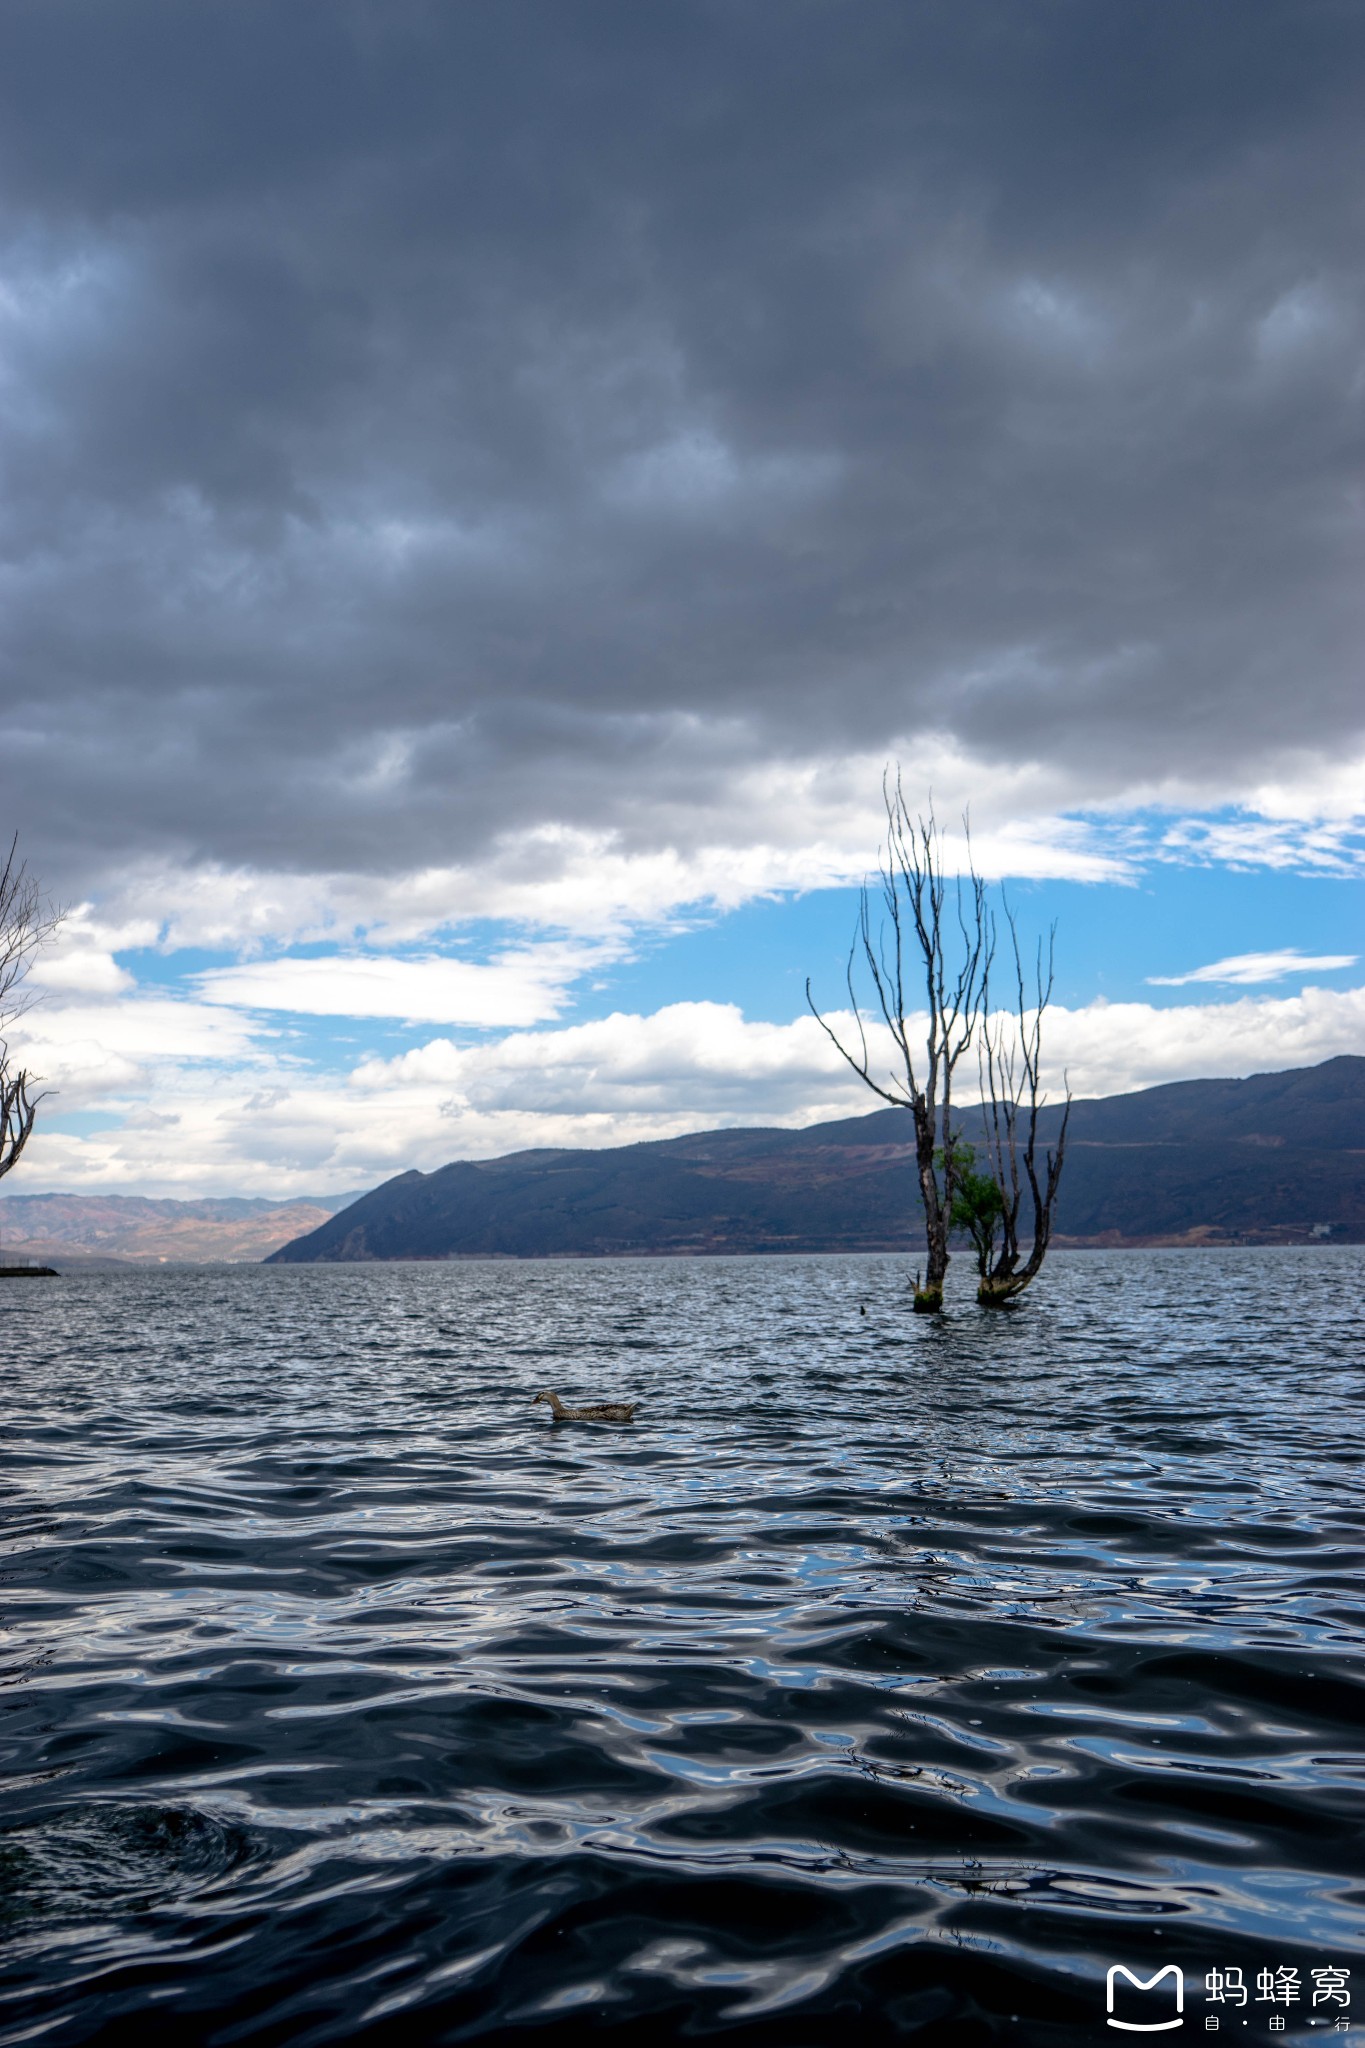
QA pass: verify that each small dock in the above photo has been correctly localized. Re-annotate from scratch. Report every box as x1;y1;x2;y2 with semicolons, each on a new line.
0;1261;58;1278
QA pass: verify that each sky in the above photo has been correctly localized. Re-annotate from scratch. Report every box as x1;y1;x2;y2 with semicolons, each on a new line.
1;0;1362;1198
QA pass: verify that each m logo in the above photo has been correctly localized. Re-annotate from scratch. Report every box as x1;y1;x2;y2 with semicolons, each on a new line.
1106;1964;1185;2031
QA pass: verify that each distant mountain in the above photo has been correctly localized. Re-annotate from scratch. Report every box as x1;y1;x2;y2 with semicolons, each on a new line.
266;1055;1365;1263
0;1191;363;1265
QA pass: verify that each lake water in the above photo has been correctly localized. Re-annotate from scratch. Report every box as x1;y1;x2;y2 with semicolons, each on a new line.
2;1251;1363;2045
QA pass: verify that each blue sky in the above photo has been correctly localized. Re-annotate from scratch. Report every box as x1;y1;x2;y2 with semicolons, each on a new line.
604;865;1363;1023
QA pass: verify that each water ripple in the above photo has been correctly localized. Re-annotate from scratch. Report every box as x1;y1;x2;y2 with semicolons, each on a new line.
1;1249;1363;2043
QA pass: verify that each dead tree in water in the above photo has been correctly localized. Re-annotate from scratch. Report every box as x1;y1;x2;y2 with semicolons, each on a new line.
0;836;62;1183
806;774;987;1312
972;905;1071;1305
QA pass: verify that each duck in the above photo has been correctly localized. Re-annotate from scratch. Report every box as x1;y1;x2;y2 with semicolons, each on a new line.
532;1389;637;1423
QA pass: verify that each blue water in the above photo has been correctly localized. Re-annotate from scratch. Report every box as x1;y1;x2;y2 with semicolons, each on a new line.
2;1250;1363;2044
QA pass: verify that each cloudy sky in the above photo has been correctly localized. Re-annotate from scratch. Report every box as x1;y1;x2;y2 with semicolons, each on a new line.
2;0;1362;1197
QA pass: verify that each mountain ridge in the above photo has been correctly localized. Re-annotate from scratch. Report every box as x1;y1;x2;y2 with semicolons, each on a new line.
266;1055;1365;1263
0;1191;363;1264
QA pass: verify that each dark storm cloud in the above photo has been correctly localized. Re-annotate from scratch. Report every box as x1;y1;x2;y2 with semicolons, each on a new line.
2;0;1362;888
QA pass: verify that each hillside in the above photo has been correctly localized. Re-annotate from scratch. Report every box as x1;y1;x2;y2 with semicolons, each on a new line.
267;1055;1365;1263
0;1192;360;1265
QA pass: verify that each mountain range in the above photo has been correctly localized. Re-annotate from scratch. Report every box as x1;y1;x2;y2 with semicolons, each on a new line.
267;1055;1365;1263
0;1192;359;1265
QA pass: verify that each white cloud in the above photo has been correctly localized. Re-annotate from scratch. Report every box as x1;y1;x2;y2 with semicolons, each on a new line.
9;994;272;1108
26;946;136;998
1045;985;1365;1101
77;745;1141;962
24;904;158;1000
1241;751;1365;828
1147;948;1359;987
354;986;1365;1133
41;733;1364;983
353;1002;865;1121
10;981;1365;1200
1154;814;1365;875
192;938;622;1026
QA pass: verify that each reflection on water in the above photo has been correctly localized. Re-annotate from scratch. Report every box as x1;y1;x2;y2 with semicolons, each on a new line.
1;1250;1363;2043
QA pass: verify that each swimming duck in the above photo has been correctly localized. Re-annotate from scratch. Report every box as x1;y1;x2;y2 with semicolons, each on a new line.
533;1389;637;1423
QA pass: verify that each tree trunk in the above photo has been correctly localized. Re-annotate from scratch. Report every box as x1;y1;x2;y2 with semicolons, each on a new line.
806;777;987;1315
914;1117;948;1310
977;1114;1067;1305
973;908;1069;1307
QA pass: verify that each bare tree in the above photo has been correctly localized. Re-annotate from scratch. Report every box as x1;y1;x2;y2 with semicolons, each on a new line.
0;835;62;1183
806;772;988;1311
972;905;1071;1305
808;775;1070;1309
